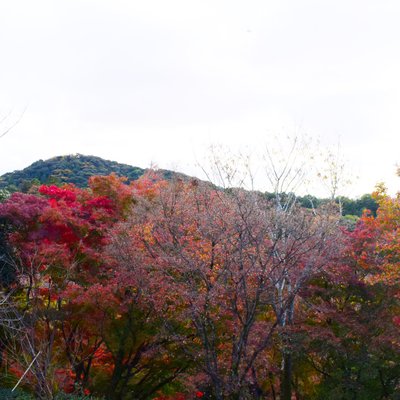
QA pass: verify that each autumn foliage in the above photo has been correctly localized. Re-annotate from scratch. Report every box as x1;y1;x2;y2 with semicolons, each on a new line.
0;174;399;399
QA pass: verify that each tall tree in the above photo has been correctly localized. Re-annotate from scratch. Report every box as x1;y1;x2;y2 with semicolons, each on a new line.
113;173;342;399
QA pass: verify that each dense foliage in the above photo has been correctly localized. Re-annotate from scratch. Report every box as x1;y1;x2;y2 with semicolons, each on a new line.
0;155;145;191
0;172;398;399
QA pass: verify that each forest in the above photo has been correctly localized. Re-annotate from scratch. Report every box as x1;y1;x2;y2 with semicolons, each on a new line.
2;0;399;397
0;157;399;400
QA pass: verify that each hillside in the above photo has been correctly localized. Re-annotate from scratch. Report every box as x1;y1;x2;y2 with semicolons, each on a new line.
0;154;377;218
0;154;149;191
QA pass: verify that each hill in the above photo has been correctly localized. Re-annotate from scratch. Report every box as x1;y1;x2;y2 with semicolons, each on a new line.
0;154;377;218
0;154;148;191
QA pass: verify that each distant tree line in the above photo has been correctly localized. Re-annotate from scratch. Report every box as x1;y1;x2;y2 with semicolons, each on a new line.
264;193;377;217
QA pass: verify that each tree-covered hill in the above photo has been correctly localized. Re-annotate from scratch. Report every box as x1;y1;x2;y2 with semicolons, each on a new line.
0;154;377;218
0;154;150;191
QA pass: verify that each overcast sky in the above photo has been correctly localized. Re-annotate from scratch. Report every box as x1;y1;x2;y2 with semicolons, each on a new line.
1;0;400;197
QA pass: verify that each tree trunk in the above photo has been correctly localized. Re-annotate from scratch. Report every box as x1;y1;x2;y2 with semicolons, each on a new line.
280;351;292;400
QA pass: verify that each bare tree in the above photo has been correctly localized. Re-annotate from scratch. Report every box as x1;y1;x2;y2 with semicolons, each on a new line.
0;107;26;140
0;248;65;399
0;288;54;398
316;140;352;214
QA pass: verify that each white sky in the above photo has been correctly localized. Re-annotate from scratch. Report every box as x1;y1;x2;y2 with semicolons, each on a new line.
1;0;400;197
